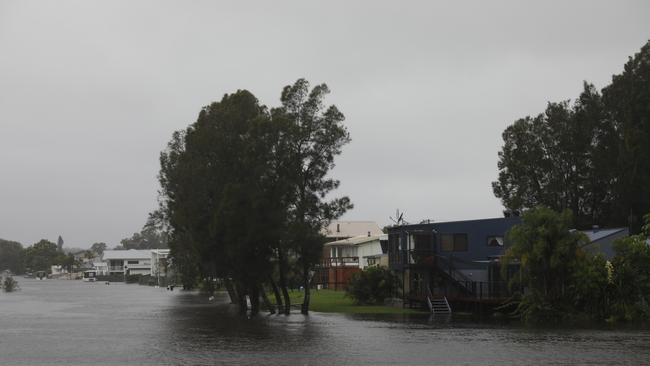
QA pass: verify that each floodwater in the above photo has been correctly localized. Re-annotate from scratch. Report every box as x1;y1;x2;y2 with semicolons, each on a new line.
1;279;649;366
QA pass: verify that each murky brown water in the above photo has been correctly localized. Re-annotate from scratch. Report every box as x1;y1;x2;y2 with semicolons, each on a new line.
1;278;649;365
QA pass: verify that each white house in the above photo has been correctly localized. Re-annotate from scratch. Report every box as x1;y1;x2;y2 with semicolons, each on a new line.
102;249;152;276
324;234;385;269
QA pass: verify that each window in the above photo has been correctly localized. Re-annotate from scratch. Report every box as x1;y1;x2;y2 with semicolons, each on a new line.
127;260;139;264
330;247;337;258
440;234;454;252
487;236;504;247
440;233;469;252
454;234;468;251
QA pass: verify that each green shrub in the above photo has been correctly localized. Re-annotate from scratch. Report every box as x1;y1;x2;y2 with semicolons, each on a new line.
346;267;400;305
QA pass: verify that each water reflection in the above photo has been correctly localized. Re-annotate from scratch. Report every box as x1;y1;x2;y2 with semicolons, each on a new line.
2;279;650;366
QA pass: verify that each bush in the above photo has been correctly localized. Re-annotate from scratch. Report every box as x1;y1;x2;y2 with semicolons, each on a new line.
125;274;142;284
346;267;400;305
2;277;19;292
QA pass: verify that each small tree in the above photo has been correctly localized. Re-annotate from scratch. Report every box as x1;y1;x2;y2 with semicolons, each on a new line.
2;277;19;292
502;207;590;323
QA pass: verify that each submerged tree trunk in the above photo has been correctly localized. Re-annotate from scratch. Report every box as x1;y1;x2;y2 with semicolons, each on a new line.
269;276;283;313
250;284;260;316
278;248;291;315
223;277;238;304
259;284;275;314
301;265;311;315
235;282;248;315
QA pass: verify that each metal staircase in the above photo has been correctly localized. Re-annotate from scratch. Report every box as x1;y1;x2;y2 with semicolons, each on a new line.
426;286;452;315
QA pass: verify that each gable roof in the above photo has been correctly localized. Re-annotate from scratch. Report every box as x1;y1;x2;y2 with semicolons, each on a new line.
324;235;381;247
322;221;383;239
102;249;152;260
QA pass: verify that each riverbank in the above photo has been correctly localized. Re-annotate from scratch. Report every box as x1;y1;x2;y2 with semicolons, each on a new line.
283;289;425;314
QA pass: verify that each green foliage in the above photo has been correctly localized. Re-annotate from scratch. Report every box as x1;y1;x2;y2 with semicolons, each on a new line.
609;233;650;321
90;242;107;256
494;40;650;230
156;80;351;314
24;239;60;272
0;239;25;274
120;216;168;250
503;207;595;323
346;267;401;305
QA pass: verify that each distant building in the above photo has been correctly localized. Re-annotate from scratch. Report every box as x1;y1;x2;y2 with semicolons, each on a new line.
102;250;152;276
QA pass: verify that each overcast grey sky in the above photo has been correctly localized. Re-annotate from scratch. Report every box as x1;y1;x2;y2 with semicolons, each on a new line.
1;1;649;248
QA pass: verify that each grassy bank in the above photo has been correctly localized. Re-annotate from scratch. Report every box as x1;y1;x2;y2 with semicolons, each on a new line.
281;289;424;314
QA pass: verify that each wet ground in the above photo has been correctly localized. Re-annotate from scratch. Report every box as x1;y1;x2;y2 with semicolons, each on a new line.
1;278;649;365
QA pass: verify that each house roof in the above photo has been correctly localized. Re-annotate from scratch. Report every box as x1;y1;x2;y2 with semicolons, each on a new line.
580;227;628;242
102;249;151;260
322;221;383;238
324;235;381;247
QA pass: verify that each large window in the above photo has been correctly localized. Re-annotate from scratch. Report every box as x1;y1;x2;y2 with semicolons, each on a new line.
440;233;469;252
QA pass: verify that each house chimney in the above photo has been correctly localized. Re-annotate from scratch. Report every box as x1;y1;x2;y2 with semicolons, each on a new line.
336;223;340;233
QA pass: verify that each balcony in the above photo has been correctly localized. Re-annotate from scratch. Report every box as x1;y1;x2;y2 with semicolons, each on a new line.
319;256;359;268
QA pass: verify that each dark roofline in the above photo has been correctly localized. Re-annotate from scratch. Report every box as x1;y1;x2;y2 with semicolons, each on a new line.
583;227;628;242
394;216;520;229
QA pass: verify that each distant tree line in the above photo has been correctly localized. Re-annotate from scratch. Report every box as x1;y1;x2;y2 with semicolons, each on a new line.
156;79;352;315
493;40;650;232
0;238;78;274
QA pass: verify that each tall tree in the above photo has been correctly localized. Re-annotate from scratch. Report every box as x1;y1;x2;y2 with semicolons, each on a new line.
272;79;353;314
602;40;650;233
494;40;650;230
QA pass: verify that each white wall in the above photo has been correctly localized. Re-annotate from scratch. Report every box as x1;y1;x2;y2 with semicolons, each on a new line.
358;239;382;269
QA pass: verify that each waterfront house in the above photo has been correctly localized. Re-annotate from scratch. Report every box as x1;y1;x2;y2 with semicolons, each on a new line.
315;221;384;290
387;217;522;308
319;234;386;289
102;249;152;276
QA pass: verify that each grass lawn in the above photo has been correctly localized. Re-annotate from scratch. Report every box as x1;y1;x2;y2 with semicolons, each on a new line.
281;289;425;314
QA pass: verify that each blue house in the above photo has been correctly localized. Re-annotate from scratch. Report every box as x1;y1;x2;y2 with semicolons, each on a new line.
387;217;521;308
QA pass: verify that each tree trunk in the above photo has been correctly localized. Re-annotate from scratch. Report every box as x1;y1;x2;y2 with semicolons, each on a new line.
259;284;275;314
301;265;311;315
278;247;291;315
269;276;283;313
235;282;248;315
223;277;238;304
250;284;260;316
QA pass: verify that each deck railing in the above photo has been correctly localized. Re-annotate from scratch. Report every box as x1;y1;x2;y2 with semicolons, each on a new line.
319;256;359;268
